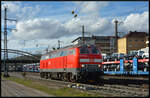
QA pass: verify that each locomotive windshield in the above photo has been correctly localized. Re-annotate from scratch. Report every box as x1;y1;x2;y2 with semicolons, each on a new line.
79;45;100;54
80;45;89;54
91;45;99;54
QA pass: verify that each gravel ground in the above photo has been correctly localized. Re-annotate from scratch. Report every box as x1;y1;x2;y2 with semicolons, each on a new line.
4;72;149;97
1;78;54;97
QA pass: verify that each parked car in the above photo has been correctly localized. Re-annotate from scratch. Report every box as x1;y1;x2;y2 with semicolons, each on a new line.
102;53;107;61
111;53;119;60
118;53;125;59
137;50;145;58
127;50;138;59
142;52;149;58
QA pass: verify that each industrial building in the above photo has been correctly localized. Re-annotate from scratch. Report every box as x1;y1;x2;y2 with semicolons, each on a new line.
71;36;117;54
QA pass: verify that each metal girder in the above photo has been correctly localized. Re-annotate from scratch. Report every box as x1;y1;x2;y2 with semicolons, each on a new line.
1;59;39;63
1;49;40;60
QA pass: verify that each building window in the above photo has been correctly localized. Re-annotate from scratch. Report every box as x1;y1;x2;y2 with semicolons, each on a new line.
129;45;132;47
141;40;144;42
135;39;138;42
129;39;132;42
135;44;138;47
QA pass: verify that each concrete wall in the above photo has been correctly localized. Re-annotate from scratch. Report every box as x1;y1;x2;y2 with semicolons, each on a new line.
118;37;127;54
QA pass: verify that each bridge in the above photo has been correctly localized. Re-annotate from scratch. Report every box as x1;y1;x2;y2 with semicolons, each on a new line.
1;49;41;64
1;49;41;60
1;59;40;63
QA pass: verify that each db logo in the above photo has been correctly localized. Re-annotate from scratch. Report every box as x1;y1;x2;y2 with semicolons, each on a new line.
89;59;94;62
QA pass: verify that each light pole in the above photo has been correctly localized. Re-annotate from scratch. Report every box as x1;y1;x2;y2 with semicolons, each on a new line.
72;10;85;44
114;19;124;53
114;19;118;53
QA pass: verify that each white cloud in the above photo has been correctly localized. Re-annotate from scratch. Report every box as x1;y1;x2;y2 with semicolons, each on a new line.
16;5;41;21
64;16;114;37
75;1;108;17
10;18;68;40
1;2;21;27
119;11;149;33
2;2;21;13
10;11;149;41
2;2;41;22
10;16;114;41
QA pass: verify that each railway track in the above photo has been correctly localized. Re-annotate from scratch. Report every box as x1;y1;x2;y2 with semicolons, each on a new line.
9;72;149;97
102;75;149;80
24;72;149;86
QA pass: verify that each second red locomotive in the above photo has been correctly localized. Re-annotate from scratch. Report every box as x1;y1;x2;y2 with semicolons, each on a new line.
40;44;103;82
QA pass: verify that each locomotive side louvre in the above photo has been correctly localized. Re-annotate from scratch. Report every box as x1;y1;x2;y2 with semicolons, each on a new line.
40;48;78;73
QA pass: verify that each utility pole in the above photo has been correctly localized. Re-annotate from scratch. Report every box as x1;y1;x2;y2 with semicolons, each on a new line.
3;6;17;77
72;10;85;44
23;40;26;47
58;40;60;49
45;46;49;53
114;19;118;53
82;25;85;43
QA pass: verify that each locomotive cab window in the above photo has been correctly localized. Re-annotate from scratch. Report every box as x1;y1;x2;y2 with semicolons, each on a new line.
80;45;89;54
91;45;99;54
41;56;45;60
60;51;67;56
68;49;75;55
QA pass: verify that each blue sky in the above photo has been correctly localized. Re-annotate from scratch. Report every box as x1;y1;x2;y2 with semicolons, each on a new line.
2;1;148;21
23;1;148;17
1;1;149;57
100;2;148;18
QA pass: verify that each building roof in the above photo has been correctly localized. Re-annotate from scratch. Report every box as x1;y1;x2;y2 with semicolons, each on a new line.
71;37;92;43
120;31;148;38
71;36;116;43
92;35;116;39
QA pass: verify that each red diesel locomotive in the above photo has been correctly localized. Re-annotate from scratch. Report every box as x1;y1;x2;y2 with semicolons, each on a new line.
40;44;103;82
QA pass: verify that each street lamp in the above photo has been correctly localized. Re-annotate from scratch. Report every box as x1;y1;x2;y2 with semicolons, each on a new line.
71;10;85;44
114;18;124;53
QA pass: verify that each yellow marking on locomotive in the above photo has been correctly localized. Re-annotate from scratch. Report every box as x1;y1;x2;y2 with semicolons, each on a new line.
88;80;94;83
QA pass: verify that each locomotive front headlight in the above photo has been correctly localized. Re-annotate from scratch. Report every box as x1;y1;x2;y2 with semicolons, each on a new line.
81;64;85;67
98;64;101;67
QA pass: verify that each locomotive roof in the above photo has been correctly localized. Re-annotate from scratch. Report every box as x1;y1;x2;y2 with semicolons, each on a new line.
42;43;96;56
46;44;79;54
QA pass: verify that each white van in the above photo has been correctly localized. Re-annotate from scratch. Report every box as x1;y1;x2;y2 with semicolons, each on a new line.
137;50;145;57
102;53;107;60
142;52;149;58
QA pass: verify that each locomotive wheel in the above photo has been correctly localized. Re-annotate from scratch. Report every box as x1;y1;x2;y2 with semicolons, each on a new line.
62;73;70;82
61;73;66;81
45;73;48;79
60;74;64;81
64;73;69;81
70;75;77;82
40;72;44;78
48;73;52;79
57;73;62;80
